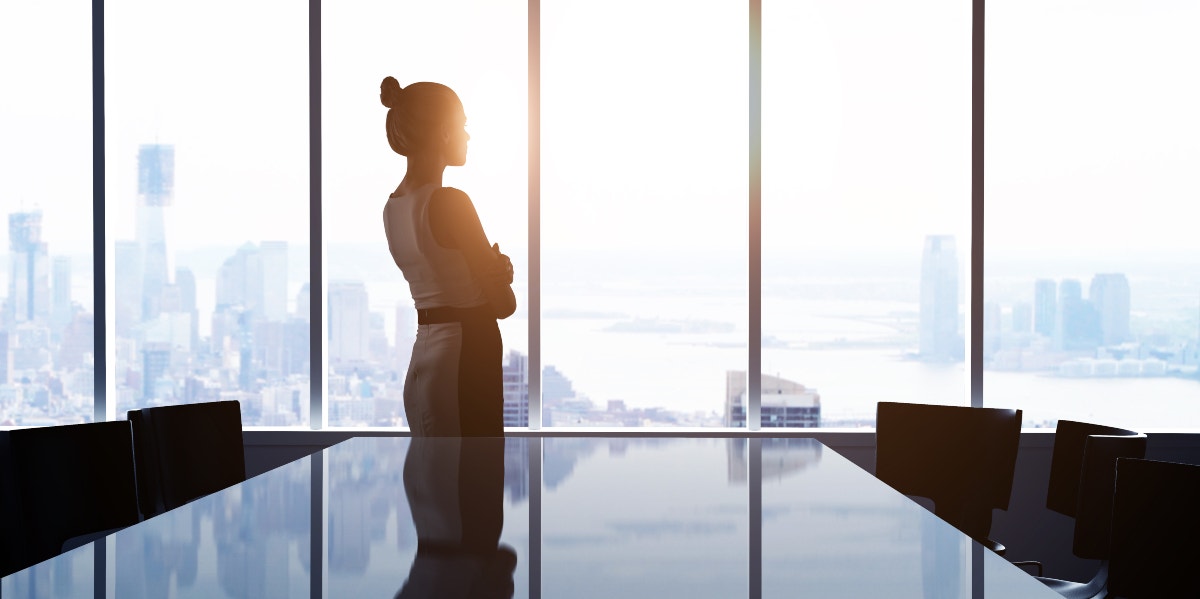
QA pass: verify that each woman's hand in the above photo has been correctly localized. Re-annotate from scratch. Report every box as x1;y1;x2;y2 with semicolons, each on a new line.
493;243;514;285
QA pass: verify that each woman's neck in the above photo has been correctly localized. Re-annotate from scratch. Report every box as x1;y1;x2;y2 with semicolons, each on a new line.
395;154;445;196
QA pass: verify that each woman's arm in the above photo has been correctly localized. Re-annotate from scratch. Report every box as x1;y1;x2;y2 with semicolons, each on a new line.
429;187;517;319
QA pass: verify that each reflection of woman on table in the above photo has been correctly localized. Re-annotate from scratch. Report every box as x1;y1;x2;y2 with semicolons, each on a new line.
395;437;515;599
380;76;516;437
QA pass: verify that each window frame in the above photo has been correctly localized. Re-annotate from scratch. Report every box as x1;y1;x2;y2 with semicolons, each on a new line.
78;0;989;431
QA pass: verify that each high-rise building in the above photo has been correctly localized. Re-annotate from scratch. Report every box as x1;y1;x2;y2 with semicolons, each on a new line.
137;144;174;321
1055;279;1101;351
394;303;414;372
295;283;310;323
1034;279;1057;338
141;342;172;403
1012;302;1033;334
543;365;575;404
7;211;50;326
984;301;1002;357
328;281;370;365
51;256;72;333
1090;273;1131;345
0;332;8;385
919;235;960;360
725;371;820;428
503;350;529;427
216;243;264;317
260;241;288;322
174;267;199;350
114;240;142;337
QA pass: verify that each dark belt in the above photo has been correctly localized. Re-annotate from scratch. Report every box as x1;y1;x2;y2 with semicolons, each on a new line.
417;304;495;325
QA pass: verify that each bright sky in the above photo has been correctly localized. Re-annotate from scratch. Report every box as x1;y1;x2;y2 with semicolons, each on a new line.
1;0;1197;261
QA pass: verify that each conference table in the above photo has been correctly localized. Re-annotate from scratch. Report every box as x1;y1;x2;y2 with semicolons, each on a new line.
1;436;1064;598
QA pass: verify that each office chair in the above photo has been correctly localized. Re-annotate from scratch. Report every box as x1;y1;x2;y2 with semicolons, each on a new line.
128;400;246;519
1022;422;1146;598
1106;458;1200;598
875;401;1022;554
1;421;141;576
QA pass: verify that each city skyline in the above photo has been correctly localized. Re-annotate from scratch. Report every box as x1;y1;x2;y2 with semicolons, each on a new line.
2;134;1199;428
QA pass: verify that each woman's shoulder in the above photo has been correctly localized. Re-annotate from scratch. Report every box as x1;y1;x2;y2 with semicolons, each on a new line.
430;187;478;216
432;186;471;203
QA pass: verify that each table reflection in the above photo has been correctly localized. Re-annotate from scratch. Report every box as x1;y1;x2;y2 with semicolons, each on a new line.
395;437;516;599
324;438;530;598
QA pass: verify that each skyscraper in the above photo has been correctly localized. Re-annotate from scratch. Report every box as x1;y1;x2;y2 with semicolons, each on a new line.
51;256;72;333
328;281;370;365
503;350;529;427
1090;273;1131;345
260;241;288;322
7;211;50;326
216;243;264;317
1012;302;1033;334
919;235;959;360
175;267;199;351
137;144;174;321
1034;279;1057;338
114;240;142;337
1055;278;1101;351
393;303;414;372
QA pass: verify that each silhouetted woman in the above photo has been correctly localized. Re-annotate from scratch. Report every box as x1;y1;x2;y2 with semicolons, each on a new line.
381;77;516;437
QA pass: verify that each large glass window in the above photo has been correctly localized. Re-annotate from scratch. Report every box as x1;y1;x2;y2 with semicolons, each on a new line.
541;0;749;427
0;1;95;426
105;0;310;426
985;1;1200;428
18;1;1197;432
323;0;528;428
762;0;972;427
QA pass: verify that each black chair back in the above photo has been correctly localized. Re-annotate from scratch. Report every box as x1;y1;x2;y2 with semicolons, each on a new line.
2;421;141;575
1069;431;1147;560
876;402;1022;541
128;400;246;519
1108;458;1200;598
1046;420;1142;517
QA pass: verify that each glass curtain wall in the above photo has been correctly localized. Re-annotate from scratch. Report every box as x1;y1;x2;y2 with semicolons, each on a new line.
541;0;750;427
105;0;311;426
0;0;95;427
322;0;528;428
31;1;1200;431
984;1;1200;428
762;0;972;427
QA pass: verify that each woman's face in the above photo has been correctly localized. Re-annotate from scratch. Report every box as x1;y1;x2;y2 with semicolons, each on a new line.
442;107;469;167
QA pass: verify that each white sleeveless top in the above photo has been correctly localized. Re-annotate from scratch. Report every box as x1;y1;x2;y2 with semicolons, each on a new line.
384;184;488;310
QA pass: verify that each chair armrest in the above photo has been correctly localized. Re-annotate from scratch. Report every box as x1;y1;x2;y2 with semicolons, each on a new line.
976;536;1007;556
1010;560;1043;577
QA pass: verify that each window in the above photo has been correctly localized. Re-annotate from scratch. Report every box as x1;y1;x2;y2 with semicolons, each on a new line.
984;0;1200;428
10;1;1193;432
106;0;310;426
763;0;972;427
541;0;749;427
323;0;528;427
0;0;94;427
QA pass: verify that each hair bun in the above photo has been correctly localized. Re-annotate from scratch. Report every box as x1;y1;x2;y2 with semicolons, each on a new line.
380;76;403;108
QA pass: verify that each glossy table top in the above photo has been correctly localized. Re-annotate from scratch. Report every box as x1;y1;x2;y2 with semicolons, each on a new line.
2;437;1062;598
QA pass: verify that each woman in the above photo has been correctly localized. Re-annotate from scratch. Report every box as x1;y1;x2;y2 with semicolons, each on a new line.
380;76;516;437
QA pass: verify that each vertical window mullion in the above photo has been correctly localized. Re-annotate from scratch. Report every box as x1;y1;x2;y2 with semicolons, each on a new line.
970;0;984;408
93;0;108;424
309;0;323;428
749;0;762;431
528;0;542;430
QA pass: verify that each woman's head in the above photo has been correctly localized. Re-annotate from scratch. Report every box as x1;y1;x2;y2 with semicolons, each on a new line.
380;77;468;166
